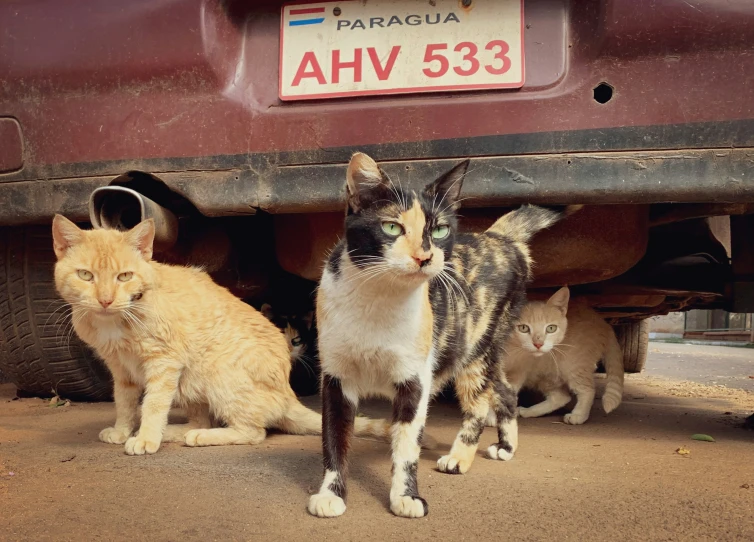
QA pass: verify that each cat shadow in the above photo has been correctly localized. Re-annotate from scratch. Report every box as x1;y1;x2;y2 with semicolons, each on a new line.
260;434;393;511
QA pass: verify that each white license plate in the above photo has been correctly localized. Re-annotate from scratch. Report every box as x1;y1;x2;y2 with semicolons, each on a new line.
279;0;524;101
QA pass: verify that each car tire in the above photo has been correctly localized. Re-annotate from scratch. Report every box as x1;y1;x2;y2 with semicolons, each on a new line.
613;319;649;373
0;226;112;401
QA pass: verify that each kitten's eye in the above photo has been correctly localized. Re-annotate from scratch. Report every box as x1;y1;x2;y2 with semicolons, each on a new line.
381;221;404;236
117;272;133;282
77;270;93;281
517;324;530;333
432;224;450;239
546;324;558;333
291;337;303;346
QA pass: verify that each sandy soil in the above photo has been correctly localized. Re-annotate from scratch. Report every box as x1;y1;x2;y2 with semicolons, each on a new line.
1;374;753;542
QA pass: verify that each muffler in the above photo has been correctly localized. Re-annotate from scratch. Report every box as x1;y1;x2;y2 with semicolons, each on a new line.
88;186;179;253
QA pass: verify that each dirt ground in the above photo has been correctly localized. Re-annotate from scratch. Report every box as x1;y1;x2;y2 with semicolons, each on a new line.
1;367;753;541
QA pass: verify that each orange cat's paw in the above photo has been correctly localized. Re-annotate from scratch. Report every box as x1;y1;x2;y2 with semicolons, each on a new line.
124;435;161;455
99;427;131;444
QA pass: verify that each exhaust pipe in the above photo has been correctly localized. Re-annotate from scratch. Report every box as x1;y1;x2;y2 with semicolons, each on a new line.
89;186;179;252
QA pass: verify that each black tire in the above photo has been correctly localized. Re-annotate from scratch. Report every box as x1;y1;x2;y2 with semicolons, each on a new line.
613;319;649;373
0;226;112;401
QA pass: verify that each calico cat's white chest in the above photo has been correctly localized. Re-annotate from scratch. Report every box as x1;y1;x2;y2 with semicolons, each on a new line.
317;270;431;395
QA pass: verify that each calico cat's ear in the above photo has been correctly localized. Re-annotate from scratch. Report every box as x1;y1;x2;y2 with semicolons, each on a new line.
125;219;155;261
547;286;570;315
346;152;393;214
52;214;84;259
423;159;469;212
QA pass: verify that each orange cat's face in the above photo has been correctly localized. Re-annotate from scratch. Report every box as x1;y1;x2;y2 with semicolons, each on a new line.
514;286;570;356
52;215;156;319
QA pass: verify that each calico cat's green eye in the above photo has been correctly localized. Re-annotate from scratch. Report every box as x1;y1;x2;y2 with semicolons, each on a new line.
77;270;93;281
291;337;303;347
546;324;558;333
381;221;404;236
517;324;530;333
432;224;450;239
117;272;133;282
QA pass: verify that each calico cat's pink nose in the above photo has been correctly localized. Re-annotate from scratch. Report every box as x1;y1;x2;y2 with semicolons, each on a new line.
99;299;113;308
413;254;432;267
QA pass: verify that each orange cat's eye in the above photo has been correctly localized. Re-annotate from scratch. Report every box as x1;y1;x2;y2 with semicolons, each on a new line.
77;270;93;281
117;272;133;282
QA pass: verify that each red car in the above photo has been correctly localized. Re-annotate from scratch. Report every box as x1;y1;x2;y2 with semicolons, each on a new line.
1;0;752;401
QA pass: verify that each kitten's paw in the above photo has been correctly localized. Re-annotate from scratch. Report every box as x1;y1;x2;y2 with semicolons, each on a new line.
124;435;161;455
484;411;497;427
390;495;428;518
308;493;346;518
563;412;588;425
99;427;131;444
437;454;471;475
486;443;515;461
518;407;537;418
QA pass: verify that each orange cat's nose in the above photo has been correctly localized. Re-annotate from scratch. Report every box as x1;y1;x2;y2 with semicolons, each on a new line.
99;299;113;308
533;342;543;349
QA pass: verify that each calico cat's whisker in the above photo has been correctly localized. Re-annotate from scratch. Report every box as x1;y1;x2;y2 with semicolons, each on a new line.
438;195;475;216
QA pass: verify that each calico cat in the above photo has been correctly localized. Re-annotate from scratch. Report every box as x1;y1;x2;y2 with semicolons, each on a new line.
308;152;580;518
260;303;320;397
493;286;624;425
51;215;385;455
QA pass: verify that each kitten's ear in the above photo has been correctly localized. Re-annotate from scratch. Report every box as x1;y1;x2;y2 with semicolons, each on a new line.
302;310;314;330
52;214;83;259
423;159;469;212
125;219;155;261
346;152;392;214
547;286;570;315
260;303;274;320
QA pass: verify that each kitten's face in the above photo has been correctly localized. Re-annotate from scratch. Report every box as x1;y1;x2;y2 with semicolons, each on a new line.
261;304;313;360
283;323;307;359
52;215;156;320
514;287;570;356
343;152;467;285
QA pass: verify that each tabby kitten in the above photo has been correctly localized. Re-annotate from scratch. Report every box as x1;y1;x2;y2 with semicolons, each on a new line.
308;152;579;519
494;286;624;425
260;304;320;397
52;215;385;455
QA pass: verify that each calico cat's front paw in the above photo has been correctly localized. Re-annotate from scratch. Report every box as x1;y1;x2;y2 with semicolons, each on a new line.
308;493;346;518
390;495;428;518
99;427;131;444
486;443;515;461
437;454;472;475
124;435;161;455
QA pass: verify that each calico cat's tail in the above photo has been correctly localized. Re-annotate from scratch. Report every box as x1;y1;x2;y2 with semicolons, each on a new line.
277;399;389;439
602;330;625;414
486;204;583;243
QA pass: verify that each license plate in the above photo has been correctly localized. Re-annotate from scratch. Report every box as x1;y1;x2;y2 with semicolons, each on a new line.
279;0;524;101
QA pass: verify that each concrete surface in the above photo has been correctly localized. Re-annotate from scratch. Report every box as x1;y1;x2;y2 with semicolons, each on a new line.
1;350;754;541
646;342;754;392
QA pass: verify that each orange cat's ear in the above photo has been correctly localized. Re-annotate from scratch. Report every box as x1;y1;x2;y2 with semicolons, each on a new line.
547;286;570;314
125;219;155;261
51;214;83;259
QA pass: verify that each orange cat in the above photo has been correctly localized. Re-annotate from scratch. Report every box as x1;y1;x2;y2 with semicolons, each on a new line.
52;215;385;455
